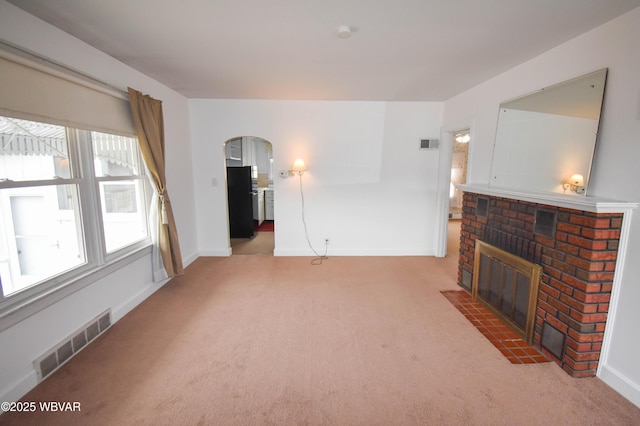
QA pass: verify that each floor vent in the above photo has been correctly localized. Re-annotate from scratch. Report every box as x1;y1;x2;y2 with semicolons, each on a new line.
34;309;111;382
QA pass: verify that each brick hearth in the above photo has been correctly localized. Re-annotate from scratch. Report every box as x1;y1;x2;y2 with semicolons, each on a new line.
459;191;623;377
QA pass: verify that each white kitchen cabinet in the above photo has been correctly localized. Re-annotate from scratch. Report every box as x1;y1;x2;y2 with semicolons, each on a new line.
226;139;242;160
242;137;258;167
264;189;274;220
253;189;265;225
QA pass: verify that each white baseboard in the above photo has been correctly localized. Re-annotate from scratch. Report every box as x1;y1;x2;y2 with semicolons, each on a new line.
599;364;640;408
273;248;435;256
111;278;170;323
112;252;200;322
1;253;197;405
182;252;200;267
0;371;37;405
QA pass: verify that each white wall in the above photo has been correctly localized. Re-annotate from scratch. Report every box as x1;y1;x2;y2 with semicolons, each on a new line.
443;7;640;407
190;100;443;256
0;1;198;402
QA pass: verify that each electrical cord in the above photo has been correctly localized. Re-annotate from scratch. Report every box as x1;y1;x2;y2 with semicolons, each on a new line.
297;173;328;265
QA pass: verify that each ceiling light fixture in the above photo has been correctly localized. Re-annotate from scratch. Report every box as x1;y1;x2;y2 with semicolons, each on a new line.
337;25;352;39
455;133;470;143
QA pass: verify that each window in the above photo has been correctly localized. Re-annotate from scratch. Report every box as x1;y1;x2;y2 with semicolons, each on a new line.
0;115;149;299
92;131;148;253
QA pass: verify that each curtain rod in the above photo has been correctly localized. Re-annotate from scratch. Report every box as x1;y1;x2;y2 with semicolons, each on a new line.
0;39;128;101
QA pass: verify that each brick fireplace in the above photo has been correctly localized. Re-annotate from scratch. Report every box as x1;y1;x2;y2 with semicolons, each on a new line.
457;186;635;378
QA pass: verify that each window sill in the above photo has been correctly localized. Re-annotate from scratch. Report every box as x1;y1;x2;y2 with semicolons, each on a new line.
0;243;153;333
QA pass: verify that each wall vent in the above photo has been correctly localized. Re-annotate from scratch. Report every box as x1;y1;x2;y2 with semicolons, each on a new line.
541;321;566;360
476;197;489;217
34;309;112;382
420;139;439;149
534;209;557;237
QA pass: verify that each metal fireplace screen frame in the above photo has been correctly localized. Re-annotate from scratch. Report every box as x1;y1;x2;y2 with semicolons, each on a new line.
472;240;542;343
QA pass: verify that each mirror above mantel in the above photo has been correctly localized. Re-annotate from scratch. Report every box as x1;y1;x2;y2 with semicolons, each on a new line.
489;68;608;196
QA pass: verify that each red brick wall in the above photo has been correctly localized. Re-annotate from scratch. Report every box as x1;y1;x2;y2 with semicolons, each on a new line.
460;192;622;377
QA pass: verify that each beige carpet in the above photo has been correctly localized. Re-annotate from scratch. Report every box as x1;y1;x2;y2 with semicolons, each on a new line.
2;237;639;425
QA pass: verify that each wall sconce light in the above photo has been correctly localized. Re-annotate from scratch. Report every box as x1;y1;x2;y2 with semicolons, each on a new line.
563;173;585;194
289;158;306;176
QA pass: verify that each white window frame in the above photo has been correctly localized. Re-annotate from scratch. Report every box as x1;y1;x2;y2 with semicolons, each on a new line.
0;118;152;331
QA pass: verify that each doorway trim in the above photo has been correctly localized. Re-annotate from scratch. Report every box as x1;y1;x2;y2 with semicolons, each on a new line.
435;124;474;257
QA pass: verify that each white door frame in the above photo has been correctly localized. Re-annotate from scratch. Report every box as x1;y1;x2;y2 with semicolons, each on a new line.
434;124;474;257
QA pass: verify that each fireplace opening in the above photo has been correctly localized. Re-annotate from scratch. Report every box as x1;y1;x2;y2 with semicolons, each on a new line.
472;240;542;344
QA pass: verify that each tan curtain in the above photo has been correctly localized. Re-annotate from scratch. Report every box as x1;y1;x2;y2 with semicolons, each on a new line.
128;88;184;277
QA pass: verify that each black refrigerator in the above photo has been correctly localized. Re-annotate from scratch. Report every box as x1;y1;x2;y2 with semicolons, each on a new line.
227;166;255;238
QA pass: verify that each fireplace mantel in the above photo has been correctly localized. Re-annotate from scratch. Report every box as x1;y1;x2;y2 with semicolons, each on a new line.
457;184;638;214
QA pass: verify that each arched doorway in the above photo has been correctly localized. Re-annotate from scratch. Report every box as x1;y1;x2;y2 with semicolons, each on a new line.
224;136;274;255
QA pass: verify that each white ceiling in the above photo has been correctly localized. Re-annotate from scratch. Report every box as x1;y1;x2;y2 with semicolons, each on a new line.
7;0;640;101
